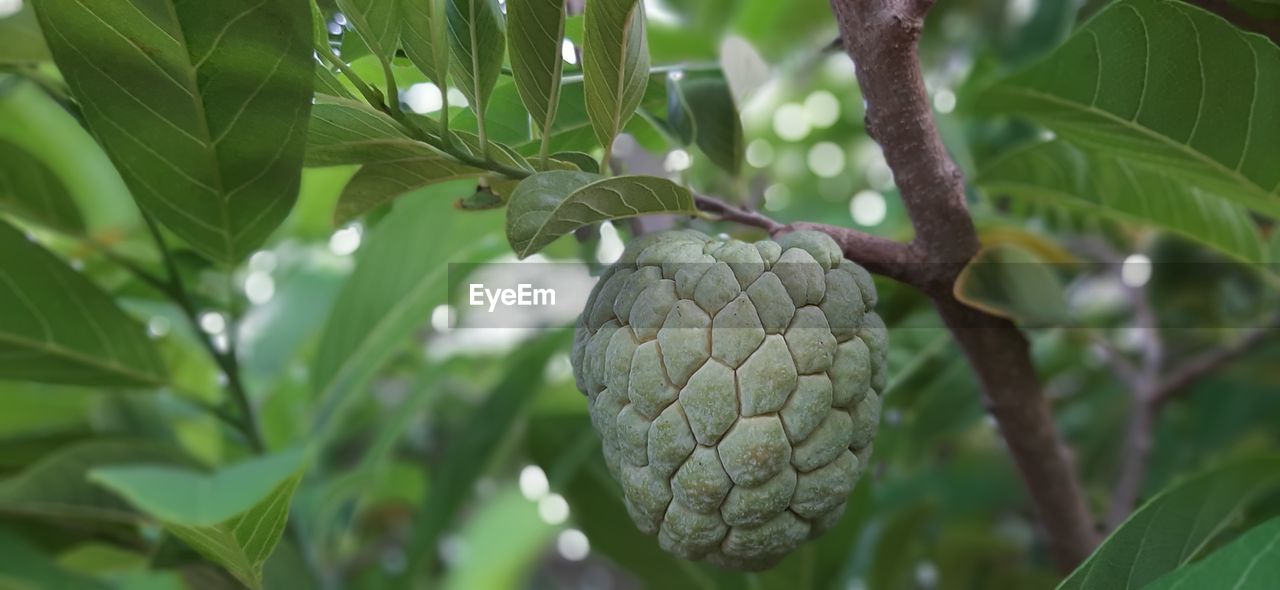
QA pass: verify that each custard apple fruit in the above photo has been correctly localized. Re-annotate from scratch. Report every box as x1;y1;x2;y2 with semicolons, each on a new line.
571;229;887;570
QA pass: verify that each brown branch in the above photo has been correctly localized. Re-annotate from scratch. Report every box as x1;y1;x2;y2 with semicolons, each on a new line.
1100;286;1278;528
692;195;925;285
693;194;785;234
827;0;1099;571
694;0;1102;570
1153;316;1280;408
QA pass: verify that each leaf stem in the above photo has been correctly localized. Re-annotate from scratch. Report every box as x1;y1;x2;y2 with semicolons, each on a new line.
315;45;390;115
394;113;533;179
140;213;265;453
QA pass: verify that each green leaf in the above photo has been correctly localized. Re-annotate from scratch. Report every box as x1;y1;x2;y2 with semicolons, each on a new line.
449;79;533;144
33;0;315;264
440;488;557;590
447;0;506;125
0;528;110;590
550;151;600;174
1059;455;1280;590
334;157;487;224
954;244;1069;328
305;95;438;167
718;36;769;106
400;0;450;86
310;182;507;442
0;221;166;386
0;138;84;233
88;449;305;526
337;0;401;61
166;473;303;590
978;0;1280;217
508;0;566;146
526;414;728;590
0;441;187;522
402;331;566;582
869;505;934;590
1144;517;1280;590
315;66;355;100
583;0;650;155
0;3;49;64
0;78;136;234
669;77;744;176
979;141;1268;263
506;172;697;258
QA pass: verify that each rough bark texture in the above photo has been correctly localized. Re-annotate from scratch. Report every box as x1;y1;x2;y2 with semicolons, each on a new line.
693;0;1104;570
827;0;1100;571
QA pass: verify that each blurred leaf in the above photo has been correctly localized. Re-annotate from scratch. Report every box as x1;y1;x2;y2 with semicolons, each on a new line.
455;186;505;210
33;0;315;264
869;504;934;590
718;36;769;106
440;488;557;590
811;480;876;588
730;0;832;61
334;157;487;224
88;449;305;526
583;0;650;155
57;542;148;575
980;141;1268;263
0;78;135;234
506;172;696;258
0;138;84;233
1145;517;1280;589
336;0;401;61
306;95;437;166
401;0;450;87
979;0;1280;217
0;440;187;522
0;528;110;590
447;0;506;127
1059;455;1280;590
401;331;565;582
527;414;728;590
0;221;166;386
0;385;96;440
670;77;744;175
0;3;49;64
508;0;566;156
954;244;1069;328
310;182;507;441
238;261;347;384
166;473;303;590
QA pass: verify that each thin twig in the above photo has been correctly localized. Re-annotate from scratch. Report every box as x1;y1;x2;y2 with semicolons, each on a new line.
139;214;264;452
1153;315;1280;407
692;194;784;234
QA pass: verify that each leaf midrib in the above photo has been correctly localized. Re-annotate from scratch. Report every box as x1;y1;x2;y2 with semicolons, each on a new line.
979;179;1263;262
990;85;1270;201
0;332;162;385
158;0;234;262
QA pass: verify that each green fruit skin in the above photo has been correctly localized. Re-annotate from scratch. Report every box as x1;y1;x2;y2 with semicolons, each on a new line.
571;229;886;571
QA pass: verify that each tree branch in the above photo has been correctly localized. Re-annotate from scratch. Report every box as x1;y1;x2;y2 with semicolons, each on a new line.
828;0;1099;571
1153;315;1280;408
